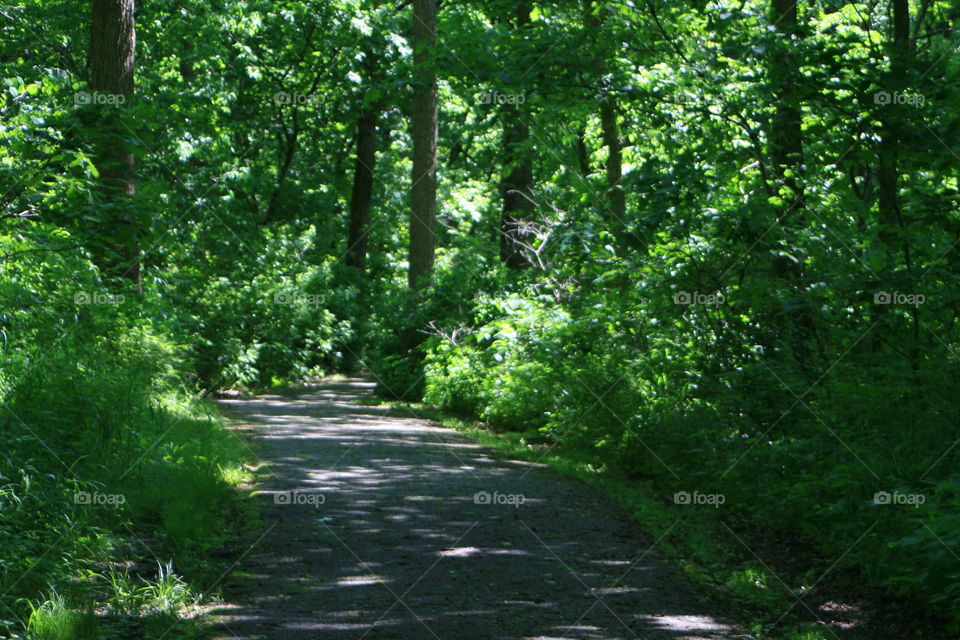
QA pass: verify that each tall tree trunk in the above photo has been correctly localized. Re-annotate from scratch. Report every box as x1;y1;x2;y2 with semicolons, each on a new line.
90;0;138;291
264;110;299;225
499;1;534;269
876;0;909;259
767;0;808;285
346;106;377;273
576;127;591;177
408;0;438;289
586;1;626;244
875;0;918;368
767;0;820;364
599;96;625;239
499;100;534;268
769;0;805;229
347;62;380;274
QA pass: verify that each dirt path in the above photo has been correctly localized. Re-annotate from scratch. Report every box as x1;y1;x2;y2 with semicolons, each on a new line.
208;378;739;640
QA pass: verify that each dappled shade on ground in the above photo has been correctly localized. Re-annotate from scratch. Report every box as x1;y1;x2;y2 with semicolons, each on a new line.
208;379;736;640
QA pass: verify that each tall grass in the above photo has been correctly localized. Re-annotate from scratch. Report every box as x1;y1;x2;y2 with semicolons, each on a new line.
0;262;253;638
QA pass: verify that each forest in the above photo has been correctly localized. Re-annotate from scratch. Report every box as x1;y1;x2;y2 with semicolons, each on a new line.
1;0;959;638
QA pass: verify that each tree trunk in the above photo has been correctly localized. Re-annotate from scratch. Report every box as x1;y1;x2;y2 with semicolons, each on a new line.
499;100;535;268
769;0;804;229
408;0;438;289
599;96;626;238
347;86;379;273
586;1;626;244
767;0;806;284
767;0;821;365
876;0;909;258
90;0;138;291
576;127;591;177
499;1;534;269
874;0;917;368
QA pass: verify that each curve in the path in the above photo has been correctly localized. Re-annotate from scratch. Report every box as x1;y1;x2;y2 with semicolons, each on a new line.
208;378;738;640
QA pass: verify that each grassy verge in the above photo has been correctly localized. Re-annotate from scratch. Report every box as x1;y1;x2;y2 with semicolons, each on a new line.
1;391;257;640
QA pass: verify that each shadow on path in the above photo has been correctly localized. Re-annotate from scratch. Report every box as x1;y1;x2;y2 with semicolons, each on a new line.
207;378;739;640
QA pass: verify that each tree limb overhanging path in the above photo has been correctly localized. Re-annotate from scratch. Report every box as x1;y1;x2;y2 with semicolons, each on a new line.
209;378;739;640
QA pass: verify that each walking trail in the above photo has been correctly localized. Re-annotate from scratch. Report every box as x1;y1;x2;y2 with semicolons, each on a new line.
207;378;739;640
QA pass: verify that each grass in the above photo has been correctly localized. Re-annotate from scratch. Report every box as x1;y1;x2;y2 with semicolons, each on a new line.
1;386;256;640
25;593;94;640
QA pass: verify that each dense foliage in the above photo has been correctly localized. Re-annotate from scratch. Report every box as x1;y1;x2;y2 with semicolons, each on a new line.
2;0;958;638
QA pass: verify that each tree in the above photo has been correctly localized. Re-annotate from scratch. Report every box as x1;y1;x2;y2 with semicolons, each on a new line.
586;1;626;245
89;0;139;291
498;1;535;269
876;0;909;262
599;97;625;238
346;54;381;274
499;105;535;268
408;0;438;289
765;0;818;364
768;0;805;229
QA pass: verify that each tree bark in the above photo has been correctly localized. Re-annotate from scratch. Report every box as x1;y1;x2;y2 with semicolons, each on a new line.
766;0;822;365
345;51;382;273
408;0;438;289
874;0;918;367
768;0;806;283
586;1;626;244
499;100;535;268
599;96;625;237
499;1;535;269
90;0;138;291
576;127;591;177
876;0;909;257
347;102;378;273
769;0;804;229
